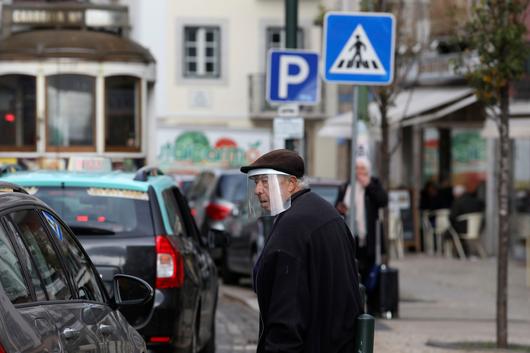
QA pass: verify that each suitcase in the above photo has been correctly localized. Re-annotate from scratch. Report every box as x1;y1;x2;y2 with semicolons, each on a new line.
377;265;399;319
373;209;399;319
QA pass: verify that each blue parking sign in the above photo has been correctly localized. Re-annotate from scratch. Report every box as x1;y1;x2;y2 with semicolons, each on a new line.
267;49;320;105
323;12;395;85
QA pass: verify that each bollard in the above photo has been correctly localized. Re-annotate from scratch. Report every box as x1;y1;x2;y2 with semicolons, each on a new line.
354;313;374;353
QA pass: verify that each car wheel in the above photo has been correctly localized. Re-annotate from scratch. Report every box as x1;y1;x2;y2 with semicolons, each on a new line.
200;319;216;353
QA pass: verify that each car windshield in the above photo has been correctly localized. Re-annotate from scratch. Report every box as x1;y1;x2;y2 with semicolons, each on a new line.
34;187;154;237
311;184;340;205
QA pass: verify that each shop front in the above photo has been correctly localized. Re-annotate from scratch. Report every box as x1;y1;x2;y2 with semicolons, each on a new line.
0;2;155;170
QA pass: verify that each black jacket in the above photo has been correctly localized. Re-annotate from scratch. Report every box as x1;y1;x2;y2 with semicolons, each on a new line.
362;177;389;260
254;189;363;353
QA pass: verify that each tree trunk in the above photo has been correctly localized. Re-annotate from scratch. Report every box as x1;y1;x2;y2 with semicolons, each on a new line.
496;85;510;348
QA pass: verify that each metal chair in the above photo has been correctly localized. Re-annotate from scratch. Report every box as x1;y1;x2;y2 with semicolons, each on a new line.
448;212;486;259
434;209;451;256
389;211;405;259
422;211;435;255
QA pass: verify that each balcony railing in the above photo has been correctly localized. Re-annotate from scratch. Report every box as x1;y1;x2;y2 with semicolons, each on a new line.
248;73;326;119
402;52;477;85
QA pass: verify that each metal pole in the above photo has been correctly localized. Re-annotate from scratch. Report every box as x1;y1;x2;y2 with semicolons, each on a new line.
349;86;359;235
285;0;298;49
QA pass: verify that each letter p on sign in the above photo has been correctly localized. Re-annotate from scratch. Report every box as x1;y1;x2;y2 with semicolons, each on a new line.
266;49;320;105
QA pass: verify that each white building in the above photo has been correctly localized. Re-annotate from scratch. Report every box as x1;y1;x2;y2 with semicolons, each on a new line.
123;0;347;176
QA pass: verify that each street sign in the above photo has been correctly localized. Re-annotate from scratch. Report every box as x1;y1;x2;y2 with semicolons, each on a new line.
323;12;395;85
267;49;320;105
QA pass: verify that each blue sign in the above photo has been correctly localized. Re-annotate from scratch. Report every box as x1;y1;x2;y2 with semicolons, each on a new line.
323;12;395;85
267;49;320;105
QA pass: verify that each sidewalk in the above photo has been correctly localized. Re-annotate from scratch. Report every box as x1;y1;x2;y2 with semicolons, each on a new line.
221;255;530;352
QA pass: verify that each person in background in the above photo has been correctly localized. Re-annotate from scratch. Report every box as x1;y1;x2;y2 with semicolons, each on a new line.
450;183;485;235
335;157;388;304
241;149;363;353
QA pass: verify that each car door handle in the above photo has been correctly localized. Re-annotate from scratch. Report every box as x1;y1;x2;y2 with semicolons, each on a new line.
62;327;80;340
98;324;115;336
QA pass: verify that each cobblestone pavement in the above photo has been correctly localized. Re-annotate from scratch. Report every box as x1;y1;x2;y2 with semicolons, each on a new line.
216;255;530;353
216;290;259;353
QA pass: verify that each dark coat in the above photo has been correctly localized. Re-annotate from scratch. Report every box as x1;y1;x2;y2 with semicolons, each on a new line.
449;192;484;233
254;189;363;353
357;177;388;283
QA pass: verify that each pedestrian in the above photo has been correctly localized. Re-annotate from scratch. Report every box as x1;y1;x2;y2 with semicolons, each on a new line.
240;149;363;353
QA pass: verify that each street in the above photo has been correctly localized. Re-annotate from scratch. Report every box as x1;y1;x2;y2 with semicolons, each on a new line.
214;255;530;353
216;285;259;353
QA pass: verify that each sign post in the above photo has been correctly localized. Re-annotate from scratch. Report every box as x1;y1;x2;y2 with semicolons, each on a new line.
267;49;320;158
323;12;395;235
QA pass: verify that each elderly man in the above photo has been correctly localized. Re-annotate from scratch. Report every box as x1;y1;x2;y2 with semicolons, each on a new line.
241;149;363;353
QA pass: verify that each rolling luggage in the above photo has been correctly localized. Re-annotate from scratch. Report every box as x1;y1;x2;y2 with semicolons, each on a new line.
374;210;399;319
377;265;399;318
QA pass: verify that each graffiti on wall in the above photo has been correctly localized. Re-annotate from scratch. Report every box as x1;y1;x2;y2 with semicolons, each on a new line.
157;130;270;171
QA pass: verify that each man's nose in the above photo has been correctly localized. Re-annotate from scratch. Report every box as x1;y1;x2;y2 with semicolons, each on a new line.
254;183;262;195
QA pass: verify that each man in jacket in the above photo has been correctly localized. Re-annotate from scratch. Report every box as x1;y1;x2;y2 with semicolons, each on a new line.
241;149;363;353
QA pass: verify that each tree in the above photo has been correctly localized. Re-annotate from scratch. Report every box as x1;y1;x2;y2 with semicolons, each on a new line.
456;0;529;347
364;0;421;265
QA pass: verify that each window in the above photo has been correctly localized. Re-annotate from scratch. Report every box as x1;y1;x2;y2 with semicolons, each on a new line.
0;224;31;304
162;189;185;236
34;187;154;237
9;210;71;301
0;75;36;151
265;26;304;53
47;74;95;151
42;211;105;302
184;26;221;78
105;76;141;152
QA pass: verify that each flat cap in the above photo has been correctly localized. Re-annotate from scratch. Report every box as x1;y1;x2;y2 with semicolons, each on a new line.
240;149;305;178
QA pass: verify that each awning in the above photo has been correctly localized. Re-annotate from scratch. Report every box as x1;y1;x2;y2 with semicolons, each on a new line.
318;115;380;140
481;118;530;138
318;86;475;139
0;30;155;63
370;86;475;126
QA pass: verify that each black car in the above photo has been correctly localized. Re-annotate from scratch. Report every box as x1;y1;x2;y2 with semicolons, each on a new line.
188;173;347;285
187;169;264;284
2;168;220;353
0;181;153;353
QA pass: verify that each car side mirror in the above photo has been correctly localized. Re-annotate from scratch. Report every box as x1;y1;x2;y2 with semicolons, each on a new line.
112;274;154;307
208;228;230;249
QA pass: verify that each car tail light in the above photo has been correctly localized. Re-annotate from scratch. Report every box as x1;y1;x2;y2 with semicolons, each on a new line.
155;235;184;289
205;202;232;221
149;336;171;343
0;343;5;353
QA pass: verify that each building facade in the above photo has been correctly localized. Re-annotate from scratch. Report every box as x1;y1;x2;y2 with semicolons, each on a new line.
0;0;156;170
123;0;342;176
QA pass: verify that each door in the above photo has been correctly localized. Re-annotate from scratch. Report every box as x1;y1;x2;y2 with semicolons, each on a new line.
5;209;106;353
0;219;60;353
172;187;218;349
40;210;138;353
162;186;216;350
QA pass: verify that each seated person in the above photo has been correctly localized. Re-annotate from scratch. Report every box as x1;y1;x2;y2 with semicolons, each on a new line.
449;184;485;234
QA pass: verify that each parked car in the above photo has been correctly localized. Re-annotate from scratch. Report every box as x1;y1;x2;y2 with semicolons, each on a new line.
1;168;220;353
306;177;346;207
187;169;264;284
0;181;152;353
168;173;197;197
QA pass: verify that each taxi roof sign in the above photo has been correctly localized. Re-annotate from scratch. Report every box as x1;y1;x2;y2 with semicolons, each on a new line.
67;157;112;172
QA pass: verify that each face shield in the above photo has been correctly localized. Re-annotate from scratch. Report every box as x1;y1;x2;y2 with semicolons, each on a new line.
247;168;293;217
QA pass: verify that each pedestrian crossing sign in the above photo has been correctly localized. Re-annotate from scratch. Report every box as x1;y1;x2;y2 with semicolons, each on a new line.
323;12;395;85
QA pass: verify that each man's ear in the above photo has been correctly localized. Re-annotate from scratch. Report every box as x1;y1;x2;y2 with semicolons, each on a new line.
288;176;298;192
